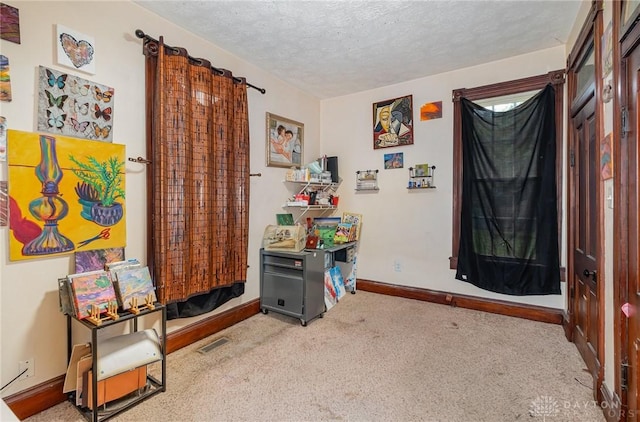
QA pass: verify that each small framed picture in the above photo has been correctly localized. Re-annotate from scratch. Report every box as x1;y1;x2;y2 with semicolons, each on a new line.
384;152;404;169
266;112;303;168
373;94;413;149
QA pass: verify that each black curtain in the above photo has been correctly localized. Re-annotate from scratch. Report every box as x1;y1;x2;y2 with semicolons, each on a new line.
456;84;560;295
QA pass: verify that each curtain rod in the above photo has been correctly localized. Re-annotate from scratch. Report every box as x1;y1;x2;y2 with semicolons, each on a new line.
135;29;266;95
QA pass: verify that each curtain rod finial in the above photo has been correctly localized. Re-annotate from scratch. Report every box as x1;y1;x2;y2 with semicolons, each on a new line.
135;29;146;39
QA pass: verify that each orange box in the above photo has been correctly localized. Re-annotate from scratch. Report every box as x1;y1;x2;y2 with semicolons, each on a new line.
84;366;147;409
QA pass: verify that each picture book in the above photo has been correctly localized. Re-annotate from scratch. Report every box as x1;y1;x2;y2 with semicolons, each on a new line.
324;270;337;310
276;213;294;225
341;212;362;241
111;266;157;310
68;270;117;319
333;222;353;244
74;247;125;273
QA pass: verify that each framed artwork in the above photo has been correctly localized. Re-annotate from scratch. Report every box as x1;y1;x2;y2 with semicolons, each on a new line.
420;101;442;121
266;112;303;168
0;55;11;102
7;130;126;261
384;152;404;169
601;133;613;180
0;3;20;44
56;25;95;74
373;94;413;149
37;66;114;142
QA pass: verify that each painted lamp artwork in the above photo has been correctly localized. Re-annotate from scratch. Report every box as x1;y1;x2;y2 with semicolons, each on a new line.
7;130;125;261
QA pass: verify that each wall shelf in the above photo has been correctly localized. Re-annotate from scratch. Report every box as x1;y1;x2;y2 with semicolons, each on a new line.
407;164;436;189
356;169;379;191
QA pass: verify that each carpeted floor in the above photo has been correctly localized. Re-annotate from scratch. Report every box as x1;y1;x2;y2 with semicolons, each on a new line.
26;291;605;421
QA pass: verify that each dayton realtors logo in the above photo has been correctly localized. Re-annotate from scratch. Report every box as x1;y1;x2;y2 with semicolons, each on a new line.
530;396;560;420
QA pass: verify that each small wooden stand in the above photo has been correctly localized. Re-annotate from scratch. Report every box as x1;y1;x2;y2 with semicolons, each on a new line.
129;294;155;315
86;302;120;326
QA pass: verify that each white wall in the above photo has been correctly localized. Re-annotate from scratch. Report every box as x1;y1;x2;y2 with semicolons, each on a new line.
1;0;589;402
0;0;320;396
321;46;568;309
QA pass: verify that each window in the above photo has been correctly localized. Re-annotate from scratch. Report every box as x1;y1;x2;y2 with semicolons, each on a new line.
450;71;565;270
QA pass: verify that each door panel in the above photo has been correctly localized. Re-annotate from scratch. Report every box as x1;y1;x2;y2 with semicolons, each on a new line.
571;90;600;392
620;42;640;420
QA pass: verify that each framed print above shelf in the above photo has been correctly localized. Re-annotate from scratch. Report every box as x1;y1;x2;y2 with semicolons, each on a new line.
266;112;303;168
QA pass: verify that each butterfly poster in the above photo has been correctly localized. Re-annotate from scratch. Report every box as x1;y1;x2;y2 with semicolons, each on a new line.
56;25;95;74
37;66;114;142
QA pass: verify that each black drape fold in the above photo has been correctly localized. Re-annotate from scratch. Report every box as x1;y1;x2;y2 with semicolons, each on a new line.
456;84;560;295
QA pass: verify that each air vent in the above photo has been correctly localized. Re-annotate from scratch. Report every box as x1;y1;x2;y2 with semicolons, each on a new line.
197;337;230;354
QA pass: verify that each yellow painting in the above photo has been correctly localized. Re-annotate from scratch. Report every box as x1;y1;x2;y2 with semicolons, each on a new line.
7;129;125;261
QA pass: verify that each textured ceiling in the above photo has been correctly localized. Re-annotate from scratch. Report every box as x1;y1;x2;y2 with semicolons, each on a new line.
134;0;582;99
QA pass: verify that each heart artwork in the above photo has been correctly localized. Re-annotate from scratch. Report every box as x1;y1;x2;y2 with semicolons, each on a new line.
59;33;94;68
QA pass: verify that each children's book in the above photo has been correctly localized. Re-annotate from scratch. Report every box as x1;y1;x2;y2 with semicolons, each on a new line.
324;270;337;310
68;270;117;319
111;266;157;310
333;222;353;244
341;212;363;241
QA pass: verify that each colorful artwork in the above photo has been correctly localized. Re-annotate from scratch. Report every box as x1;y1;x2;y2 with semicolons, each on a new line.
384;152;404;169
0;180;6;226
37;66;114;141
68;270;117;319
0;55;11;102
0;116;6;160
0;3;20;44
56;25;95;74
420;101;443;121
414;163;430;177
373;95;413;149
75;247;125;273
111;266;157;310
266;112;303;168
341;212;362;241
7;130;126;261
602;22;612;78
601;133;613;180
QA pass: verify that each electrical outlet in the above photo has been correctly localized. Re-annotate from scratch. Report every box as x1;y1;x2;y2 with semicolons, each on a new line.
18;358;34;379
393;260;402;272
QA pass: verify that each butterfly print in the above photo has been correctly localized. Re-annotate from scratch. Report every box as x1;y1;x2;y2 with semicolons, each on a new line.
45;90;68;109
93;104;112;121
93;86;113;103
92;122;111;138
69;79;90;96
45;69;67;89
59;33;94;69
69;117;90;133
74;101;89;115
46;110;66;129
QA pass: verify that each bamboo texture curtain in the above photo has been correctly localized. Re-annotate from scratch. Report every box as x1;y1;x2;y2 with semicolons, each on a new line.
143;38;249;307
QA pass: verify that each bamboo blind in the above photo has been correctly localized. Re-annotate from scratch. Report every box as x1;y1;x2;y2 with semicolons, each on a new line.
146;42;249;304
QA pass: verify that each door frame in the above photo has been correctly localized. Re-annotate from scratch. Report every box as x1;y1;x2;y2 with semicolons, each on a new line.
614;0;640;418
566;0;605;401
